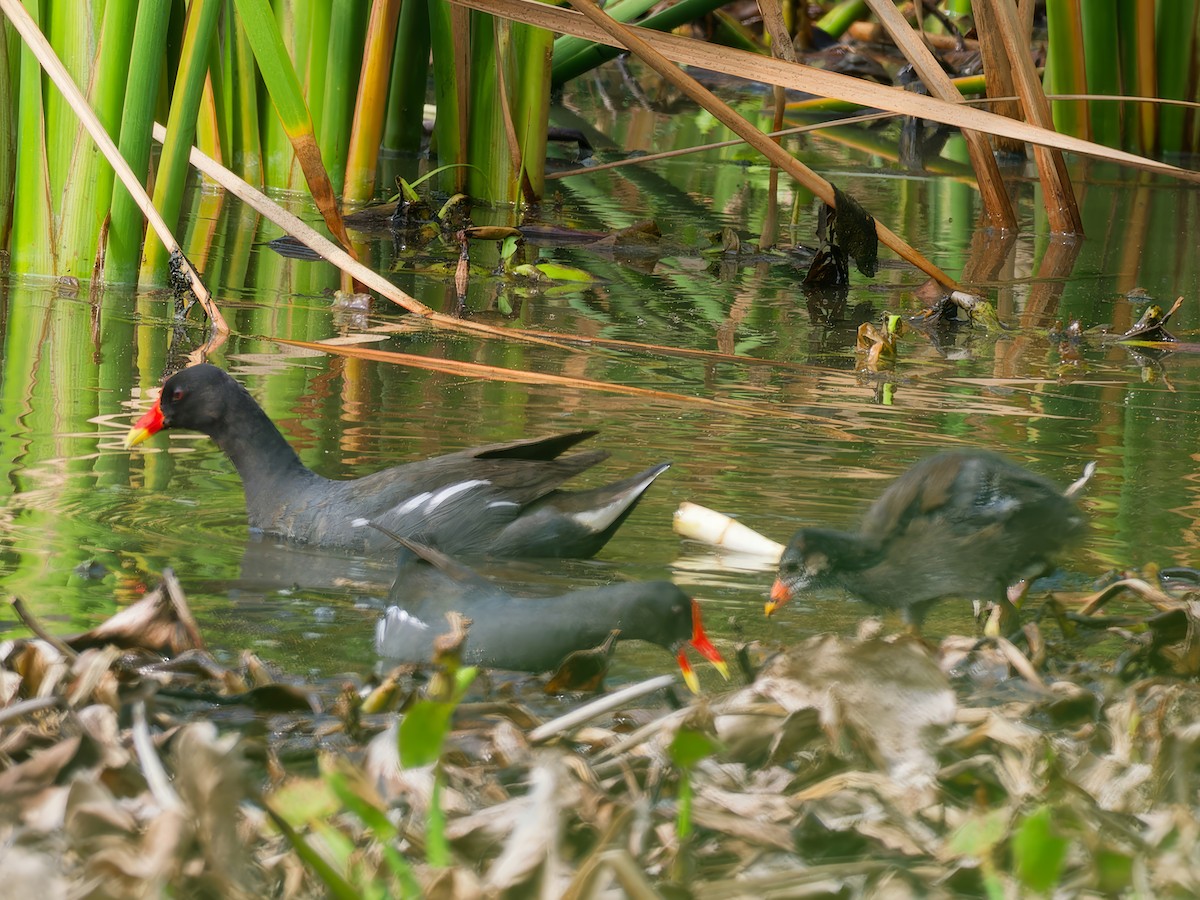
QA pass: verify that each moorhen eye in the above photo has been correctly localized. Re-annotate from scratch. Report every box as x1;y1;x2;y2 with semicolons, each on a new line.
768;450;1087;633
124;364;670;557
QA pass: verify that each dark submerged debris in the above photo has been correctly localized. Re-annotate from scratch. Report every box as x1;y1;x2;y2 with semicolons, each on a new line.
803;185;878;288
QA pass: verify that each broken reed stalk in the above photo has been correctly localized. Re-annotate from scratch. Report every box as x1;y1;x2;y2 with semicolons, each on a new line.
863;0;1017;231
988;0;1084;235
564;0;962;291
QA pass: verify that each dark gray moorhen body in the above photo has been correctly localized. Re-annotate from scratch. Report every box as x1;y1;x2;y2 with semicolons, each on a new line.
376;541;727;691
768;450;1087;628
125;365;669;557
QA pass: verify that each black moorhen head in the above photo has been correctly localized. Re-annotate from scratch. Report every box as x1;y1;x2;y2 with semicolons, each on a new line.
376;540;728;692
124;364;669;558
767;450;1087;629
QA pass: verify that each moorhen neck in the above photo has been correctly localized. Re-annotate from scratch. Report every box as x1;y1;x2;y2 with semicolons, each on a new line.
124;364;669;558
376;540;728;692
768;450;1087;629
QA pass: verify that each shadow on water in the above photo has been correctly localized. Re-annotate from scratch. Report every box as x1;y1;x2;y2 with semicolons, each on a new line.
3;97;1200;686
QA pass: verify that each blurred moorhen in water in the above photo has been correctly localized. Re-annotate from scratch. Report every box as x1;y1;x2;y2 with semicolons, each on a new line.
124;365;668;557
767;450;1087;630
376;540;728;692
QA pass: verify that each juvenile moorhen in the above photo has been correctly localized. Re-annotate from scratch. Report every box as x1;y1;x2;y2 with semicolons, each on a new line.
124;364;669;557
376;540;728;692
767;449;1087;629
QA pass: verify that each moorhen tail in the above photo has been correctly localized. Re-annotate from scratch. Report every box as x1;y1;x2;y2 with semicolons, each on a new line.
376;540;728;692
125;364;669;557
767;450;1087;629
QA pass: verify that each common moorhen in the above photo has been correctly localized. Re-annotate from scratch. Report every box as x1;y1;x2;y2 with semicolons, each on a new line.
124;364;669;557
767;449;1087;629
376;540;729;692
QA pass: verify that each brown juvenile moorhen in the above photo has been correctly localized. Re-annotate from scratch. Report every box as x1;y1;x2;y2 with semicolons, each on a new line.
124;364;669;557
376;540;728;692
767;449;1087;629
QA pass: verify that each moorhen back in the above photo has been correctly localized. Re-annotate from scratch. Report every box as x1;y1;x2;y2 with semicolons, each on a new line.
125;364;669;558
377;540;728;691
767;449;1087;629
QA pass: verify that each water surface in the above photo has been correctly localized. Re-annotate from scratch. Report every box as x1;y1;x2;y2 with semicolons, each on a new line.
2;79;1198;689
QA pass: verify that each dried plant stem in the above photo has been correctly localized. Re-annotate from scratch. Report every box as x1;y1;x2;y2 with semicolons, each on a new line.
863;0;1016;231
162;568;207;651
529;674;676;742
131;700;184;811
988;0;1084;234
8;596;78;658
0;696;60;725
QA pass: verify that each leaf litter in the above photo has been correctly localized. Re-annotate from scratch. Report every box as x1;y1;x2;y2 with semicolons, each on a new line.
6;566;1200;896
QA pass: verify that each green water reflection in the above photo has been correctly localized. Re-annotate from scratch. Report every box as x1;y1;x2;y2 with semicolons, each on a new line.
1;105;1198;685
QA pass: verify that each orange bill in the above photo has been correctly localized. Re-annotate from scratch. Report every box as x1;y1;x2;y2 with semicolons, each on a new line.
764;578;792;616
124;399;165;449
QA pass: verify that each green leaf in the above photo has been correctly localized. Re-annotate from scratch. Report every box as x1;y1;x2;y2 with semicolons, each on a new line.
1012;805;1069;893
270;776;341;827
311;819;358;874
327;771;398;841
669;727;719;770
945;808;1009;857
397;176;421;204
1094;849;1133;894
427;771;449;867
676;770;694;838
398;700;454;769
512;262;595;283
326;769;421;897
264;799;360;900
398;666;477;769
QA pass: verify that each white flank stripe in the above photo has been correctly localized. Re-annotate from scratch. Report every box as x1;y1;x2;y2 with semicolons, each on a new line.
425;479;490;512
396;492;432;515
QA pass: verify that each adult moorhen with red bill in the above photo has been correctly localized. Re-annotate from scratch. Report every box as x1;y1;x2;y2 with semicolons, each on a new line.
767;449;1087;629
376;540;728;692
124;364;669;557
